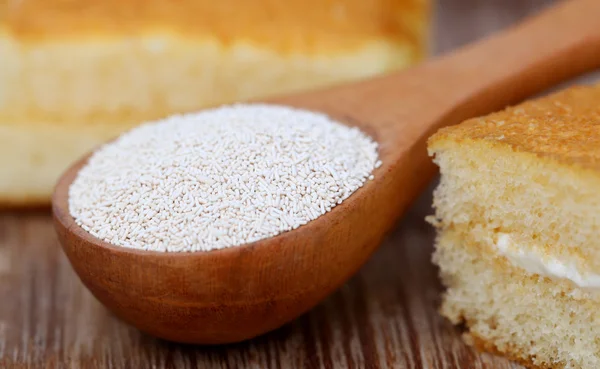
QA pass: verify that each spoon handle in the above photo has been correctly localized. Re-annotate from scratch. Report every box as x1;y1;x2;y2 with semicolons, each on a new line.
282;0;600;142
411;0;600;138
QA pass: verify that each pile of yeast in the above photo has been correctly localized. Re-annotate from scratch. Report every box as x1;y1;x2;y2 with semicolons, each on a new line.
69;104;380;252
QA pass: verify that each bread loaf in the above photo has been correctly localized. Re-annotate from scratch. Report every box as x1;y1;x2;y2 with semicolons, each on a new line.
0;0;430;205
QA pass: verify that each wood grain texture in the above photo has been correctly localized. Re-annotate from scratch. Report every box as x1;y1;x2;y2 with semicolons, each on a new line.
3;0;600;367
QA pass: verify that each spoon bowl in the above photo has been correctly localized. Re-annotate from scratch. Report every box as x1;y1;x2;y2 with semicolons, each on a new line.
53;145;396;344
53;0;600;344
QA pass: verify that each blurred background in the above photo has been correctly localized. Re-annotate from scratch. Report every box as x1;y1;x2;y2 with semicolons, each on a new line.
3;0;431;207
1;0;562;210
6;0;593;212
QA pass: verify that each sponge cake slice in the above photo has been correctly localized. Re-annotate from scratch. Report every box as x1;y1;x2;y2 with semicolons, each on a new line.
428;84;600;369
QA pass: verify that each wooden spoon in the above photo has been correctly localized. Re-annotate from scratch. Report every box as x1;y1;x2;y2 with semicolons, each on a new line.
53;0;600;344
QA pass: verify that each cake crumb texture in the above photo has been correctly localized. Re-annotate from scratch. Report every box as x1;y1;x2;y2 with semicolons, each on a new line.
429;84;600;369
435;230;599;369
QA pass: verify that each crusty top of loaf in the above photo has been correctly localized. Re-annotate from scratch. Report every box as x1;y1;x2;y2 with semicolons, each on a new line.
429;84;600;171
1;0;429;53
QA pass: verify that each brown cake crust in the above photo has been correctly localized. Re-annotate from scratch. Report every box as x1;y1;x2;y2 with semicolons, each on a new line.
430;84;600;171
2;0;429;54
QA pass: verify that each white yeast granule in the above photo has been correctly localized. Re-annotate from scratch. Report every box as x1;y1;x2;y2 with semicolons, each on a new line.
69;104;380;252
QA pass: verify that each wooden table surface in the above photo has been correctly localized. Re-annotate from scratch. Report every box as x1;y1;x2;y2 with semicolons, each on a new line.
3;0;599;368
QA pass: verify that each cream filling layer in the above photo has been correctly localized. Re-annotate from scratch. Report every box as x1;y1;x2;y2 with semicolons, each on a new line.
495;233;600;290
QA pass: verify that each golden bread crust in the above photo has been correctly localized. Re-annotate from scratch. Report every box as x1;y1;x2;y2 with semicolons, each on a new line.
429;84;600;171
1;0;430;54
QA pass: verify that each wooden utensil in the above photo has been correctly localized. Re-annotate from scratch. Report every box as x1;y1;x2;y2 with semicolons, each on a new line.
53;0;600;345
